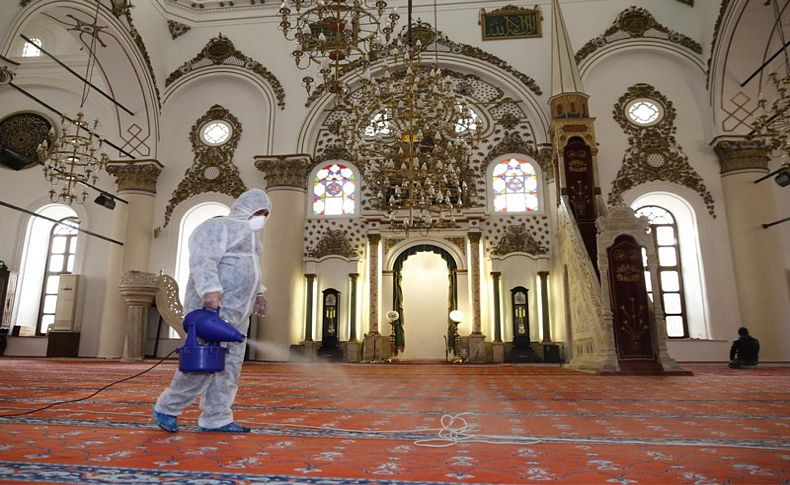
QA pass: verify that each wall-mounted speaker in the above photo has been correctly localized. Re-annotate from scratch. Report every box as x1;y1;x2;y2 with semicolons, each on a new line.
0;147;35;171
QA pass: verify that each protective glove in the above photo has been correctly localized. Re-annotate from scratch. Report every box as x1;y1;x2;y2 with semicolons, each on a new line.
254;293;268;317
203;291;222;309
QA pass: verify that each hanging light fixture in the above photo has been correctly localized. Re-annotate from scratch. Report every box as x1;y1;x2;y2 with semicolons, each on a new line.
278;0;399;95
336;2;482;235
748;0;789;165
36;0;109;205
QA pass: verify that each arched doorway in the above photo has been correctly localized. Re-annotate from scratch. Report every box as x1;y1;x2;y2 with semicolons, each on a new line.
391;244;458;361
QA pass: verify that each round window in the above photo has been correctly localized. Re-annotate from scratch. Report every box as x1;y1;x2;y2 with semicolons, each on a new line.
199;120;233;146
625;98;664;127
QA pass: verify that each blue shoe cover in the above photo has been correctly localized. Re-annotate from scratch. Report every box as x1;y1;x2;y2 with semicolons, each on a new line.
199;422;251;433
153;410;178;432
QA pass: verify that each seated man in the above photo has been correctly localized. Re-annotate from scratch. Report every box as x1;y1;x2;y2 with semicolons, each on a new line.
729;326;760;369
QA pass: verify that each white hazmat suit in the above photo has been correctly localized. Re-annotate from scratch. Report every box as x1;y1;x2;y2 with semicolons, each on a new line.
155;188;271;430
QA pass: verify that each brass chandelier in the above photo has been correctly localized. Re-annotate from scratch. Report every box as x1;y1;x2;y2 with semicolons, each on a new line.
36;0;109;205
278;0;399;95
337;30;482;235
749;0;789;164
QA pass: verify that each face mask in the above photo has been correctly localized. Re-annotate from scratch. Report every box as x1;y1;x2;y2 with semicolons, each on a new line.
248;215;267;231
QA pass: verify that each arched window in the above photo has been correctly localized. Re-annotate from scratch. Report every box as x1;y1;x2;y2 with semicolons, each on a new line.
22;37;42;57
635;205;688;338
491;157;539;213
173;202;230;338
15;204;79;337
37;217;80;335
312;163;356;216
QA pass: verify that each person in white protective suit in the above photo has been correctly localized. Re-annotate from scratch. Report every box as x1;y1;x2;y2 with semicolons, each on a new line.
153;188;271;433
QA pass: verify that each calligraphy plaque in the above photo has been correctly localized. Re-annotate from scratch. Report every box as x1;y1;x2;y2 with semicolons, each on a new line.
480;5;542;41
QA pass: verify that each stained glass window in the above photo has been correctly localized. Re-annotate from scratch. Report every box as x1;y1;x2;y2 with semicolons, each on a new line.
492;157;539;213
313;163;356;216
635;205;688;338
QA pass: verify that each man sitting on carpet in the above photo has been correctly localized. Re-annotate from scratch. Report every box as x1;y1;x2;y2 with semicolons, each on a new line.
729;326;760;369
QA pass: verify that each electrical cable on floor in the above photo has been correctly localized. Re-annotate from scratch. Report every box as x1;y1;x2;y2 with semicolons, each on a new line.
0;349;177;418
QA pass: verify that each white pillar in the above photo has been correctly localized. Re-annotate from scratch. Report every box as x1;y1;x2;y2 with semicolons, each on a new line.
714;139;790;361
96;161;162;358
255;155;312;359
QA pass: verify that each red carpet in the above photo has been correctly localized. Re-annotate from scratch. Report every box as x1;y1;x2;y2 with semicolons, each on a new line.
0;358;788;483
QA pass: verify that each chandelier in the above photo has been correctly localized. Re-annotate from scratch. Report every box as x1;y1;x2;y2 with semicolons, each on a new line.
37;112;109;204
35;0;109;205
278;0;399;95
337;34;482;235
750;70;789;163
749;0;789;164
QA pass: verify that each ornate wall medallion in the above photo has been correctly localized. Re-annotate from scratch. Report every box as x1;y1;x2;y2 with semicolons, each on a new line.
168;20;191;40
608;84;716;217
156;105;247;236
166;34;286;110
575;6;702;65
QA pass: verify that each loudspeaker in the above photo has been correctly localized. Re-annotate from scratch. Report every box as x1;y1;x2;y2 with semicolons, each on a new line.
0;147;35;171
775;169;790;187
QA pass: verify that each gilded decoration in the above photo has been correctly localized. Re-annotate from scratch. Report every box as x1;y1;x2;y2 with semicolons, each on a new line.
156;105;246;236
167;20;191;40
713;139;771;174
166;34;286;110
383;237;406;255
482;215;551;256
119;270;159;288
106;161;162;193
305;21;541;106
575;6;702;64
707;0;731;88
479;5;542;41
444;237;467;258
608;84;716;217
491;224;548;256
305;219;366;258
0;113;52;170
307;229;359;259
318;74;535;214
255;155;312;189
482;131;550;177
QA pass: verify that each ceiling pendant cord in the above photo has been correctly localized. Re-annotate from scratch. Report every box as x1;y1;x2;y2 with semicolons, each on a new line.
79;0;102;110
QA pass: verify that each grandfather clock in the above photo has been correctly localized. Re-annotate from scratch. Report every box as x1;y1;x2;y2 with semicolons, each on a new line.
317;288;343;361
507;286;539;362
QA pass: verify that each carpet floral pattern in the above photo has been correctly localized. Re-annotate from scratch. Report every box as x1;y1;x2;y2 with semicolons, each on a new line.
0;359;788;484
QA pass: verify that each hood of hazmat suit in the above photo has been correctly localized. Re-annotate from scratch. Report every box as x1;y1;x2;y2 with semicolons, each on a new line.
184;188;271;329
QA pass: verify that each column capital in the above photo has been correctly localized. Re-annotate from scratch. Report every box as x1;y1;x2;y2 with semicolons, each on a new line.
712;137;771;175
538;271;550;277
254;154;312;189
106;160;163;194
367;233;382;245
468;231;482;244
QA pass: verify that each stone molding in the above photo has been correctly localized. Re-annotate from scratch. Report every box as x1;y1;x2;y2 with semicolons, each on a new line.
255;154;312;189
107;160;163;194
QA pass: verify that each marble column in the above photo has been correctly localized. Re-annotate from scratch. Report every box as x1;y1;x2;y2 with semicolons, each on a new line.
118;271;159;361
491;271;504;363
538;271;552;343
363;233;381;362
346;272;360;362
255;154;312;359
97;161;162;359
467;231;485;362
713;139;790;361
303;273;316;342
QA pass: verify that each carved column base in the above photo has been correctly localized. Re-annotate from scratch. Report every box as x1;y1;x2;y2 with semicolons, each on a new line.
567;351;620;373
343;341;360;363
118;271;159;362
467;333;487;363
362;333;384;362
491;341;505;363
